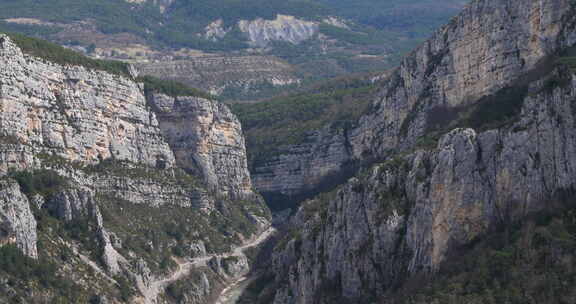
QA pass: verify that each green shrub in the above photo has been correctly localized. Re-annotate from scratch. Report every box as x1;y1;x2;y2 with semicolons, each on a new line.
0;244;82;299
10;169;69;197
138;75;215;99
115;275;135;301
166;281;185;301
460;85;528;131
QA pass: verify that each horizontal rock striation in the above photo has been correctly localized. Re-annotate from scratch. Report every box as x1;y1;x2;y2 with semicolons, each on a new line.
136;55;300;100
0;35;175;171
251;126;356;207
267;0;576;302
0;32;271;303
272;67;576;303
149;93;254;199
250;0;576;203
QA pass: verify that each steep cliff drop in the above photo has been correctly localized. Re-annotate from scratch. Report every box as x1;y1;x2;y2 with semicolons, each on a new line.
255;0;576;303
0;33;273;303
249;0;576;209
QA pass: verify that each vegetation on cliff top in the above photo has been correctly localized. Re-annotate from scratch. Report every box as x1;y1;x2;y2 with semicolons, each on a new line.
2;32;131;77
138;75;215;100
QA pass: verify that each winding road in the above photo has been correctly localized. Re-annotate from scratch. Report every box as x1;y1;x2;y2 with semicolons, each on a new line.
136;227;276;304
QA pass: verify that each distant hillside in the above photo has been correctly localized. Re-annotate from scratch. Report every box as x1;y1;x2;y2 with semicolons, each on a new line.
0;0;466;71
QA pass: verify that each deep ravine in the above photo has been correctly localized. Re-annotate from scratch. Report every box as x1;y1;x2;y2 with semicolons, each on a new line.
136;227;277;304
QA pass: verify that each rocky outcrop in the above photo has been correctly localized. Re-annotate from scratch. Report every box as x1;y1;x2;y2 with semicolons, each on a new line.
266;0;576;301
0;33;265;201
149;93;254;199
271;66;576;303
351;0;576;157
136;55;300;100
47;187;97;221
250;0;576;207
0;35;175;172
252;126;355;199
0;178;37;259
45;186;124;273
208;255;249;280
202;20;230;41
238;15;318;47
0;33;271;303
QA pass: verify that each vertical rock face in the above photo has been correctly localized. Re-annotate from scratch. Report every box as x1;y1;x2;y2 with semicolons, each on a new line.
0;35;175;172
47;188;97;222
273;70;576;303
352;0;576;157
46;186;124;273
251;126;355;198
149;93;254;199
0;178;37;259
268;0;576;302
0;32;261;200
0;33;271;303
250;0;576;201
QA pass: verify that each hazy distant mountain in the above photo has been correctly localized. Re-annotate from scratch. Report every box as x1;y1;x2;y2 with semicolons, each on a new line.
0;0;466;56
0;0;467;100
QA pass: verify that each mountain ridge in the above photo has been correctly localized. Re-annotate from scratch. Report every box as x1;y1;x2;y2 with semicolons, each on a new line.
247;0;576;303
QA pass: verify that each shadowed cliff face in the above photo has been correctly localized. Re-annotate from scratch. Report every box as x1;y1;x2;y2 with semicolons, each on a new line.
263;0;576;302
250;0;576;208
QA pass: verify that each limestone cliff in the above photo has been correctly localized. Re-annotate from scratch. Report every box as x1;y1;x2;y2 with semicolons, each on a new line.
238;15;318;48
351;0;576;157
149;93;254;199
251;125;355;205
0;33;271;303
0;178;37;259
0;34;175;171
263;0;576;302
271;66;576;303
250;0;576;207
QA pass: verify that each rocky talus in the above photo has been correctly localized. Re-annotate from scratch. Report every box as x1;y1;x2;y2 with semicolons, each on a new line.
0;33;271;304
266;0;576;302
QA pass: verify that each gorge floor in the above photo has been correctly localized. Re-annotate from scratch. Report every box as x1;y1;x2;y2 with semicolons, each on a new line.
135;227;277;304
